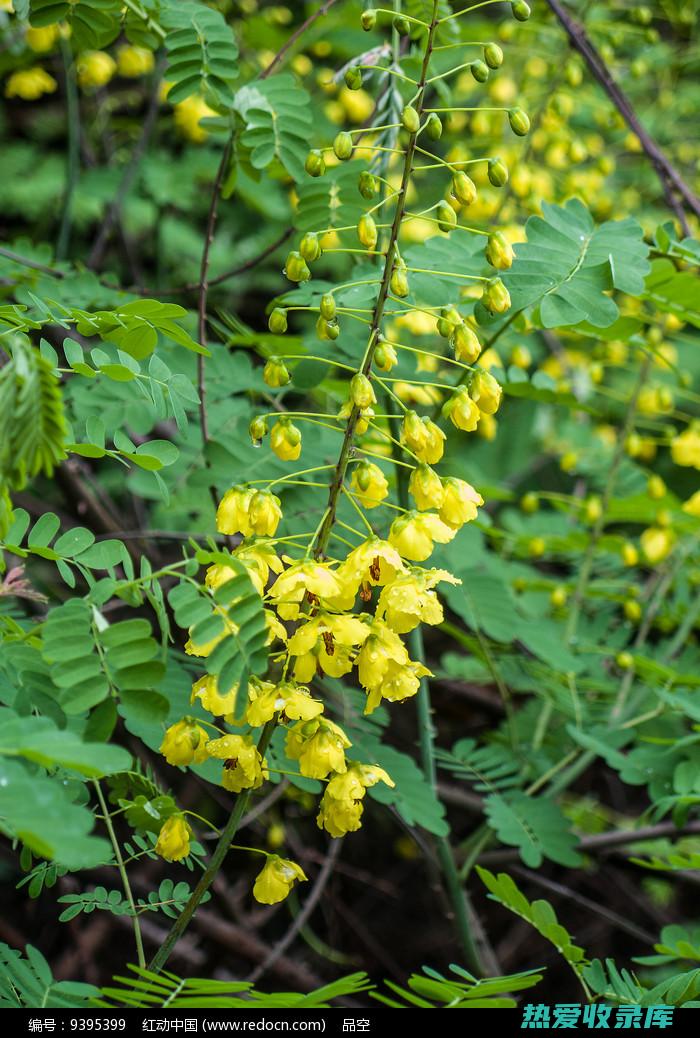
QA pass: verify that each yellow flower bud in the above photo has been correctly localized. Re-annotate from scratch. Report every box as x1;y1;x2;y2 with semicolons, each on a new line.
350;372;377;409
409;464;444;510
485;231;515;269
451;322;481;364
249;489;283;536
444;387;480;432
482;278;511;315
160;719;209;767
350;461;389;509
155;816;192;862
640;526;674;565
76;51;116;89
271;418;302;461
438;478;483;528
263;356;291;387
357;213;378;250
470;370;502;414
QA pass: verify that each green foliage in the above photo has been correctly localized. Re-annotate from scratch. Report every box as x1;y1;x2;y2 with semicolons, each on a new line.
29;0;122;50
0;942;98;1009
0;337;66;523
163;2;239;106
371;964;544;1009
96;965;374;1009
237;74;313;182
501;198;650;328
483;792;582;868
168;554;268;705
477;868;587;977
58;879;210;922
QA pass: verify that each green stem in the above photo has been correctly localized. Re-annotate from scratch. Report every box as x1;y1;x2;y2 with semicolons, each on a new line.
93;780;145;969
565;355;651;645
149;720;276;973
56;39;79;260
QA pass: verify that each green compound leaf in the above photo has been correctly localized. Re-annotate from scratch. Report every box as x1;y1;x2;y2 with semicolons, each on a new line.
477;867;587;976
0;337;67;494
29;0;122;50
237;74;313;182
296;161;366;234
484;791;582;868
168;556;268;716
0;758;111;869
644;257;700;328
0;942;99;1009
0;707;131;777
163;1;239;106
503;198;650;328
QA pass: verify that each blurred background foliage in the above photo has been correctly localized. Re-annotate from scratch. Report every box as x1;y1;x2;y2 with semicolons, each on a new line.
1;0;700;1009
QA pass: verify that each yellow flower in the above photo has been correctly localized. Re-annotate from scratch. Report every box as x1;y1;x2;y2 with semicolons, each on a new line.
377;568;460;634
246;680;323;727
160;719;210;767
338;400;375;435
409;464;444;510
76;51;116;89
155;816;192;862
400;411;446;464
355;619;432;709
388;511;456;562
117;45;155;78
349;461;389;509
365;657;432;713
286;717;351;779
264;608;287;646
210;541;284;596
216;486;254;536
339;537;405;594
316;764;394;837
640;527;675;565
5;66;57;100
444;387;481;431
286;612;370;682
470;370;502;415
191;674;239;717
253;856;307;905
671;424;700;469
270;417;302;461
356;619;407;687
682;491;700;518
269;561;348;620
339;85;374;123
173;95;217;142
393;381;442;406
25;26;59;53
439;478;483;528
249;490;283;536
621;542;639;567
206;733;268;792
477;412;498;440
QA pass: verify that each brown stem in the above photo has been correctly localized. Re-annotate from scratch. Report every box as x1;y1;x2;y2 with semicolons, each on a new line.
546;0;699;235
260;0;340;80
313;8;442;558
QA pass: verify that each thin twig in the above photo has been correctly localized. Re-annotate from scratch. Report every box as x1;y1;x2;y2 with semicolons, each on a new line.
88;58;166;269
546;0;699;234
260;0;340;80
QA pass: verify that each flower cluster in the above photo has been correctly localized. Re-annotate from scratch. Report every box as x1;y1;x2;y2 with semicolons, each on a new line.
155;0;528;906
